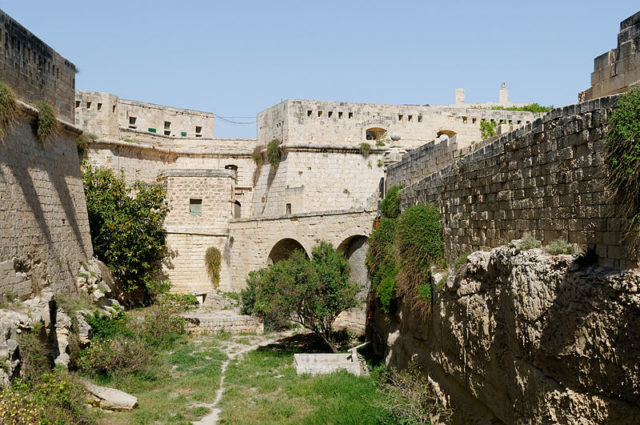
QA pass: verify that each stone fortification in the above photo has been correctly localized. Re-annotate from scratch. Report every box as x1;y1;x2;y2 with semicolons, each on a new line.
580;11;640;101
394;95;636;269
0;101;93;299
0;9;77;122
258;97;539;150
371;244;640;424
76;90;215;139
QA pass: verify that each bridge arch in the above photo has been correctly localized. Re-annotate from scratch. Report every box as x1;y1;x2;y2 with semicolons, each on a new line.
337;235;370;295
267;238;308;265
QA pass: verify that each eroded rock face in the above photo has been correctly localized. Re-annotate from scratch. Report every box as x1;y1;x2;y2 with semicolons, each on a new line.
371;243;640;424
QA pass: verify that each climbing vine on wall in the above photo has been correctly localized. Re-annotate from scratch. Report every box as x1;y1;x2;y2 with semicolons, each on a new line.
205;246;222;288
267;139;282;166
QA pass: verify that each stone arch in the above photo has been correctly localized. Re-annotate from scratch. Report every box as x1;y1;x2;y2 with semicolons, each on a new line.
365;127;387;141
437;129;456;139
337;235;370;296
267;238;308;266
233;200;241;219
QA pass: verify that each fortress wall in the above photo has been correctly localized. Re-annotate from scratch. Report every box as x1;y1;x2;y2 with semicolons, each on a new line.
393;95;636;269
74;91;119;138
0;10;77;122
0;104;93;299
250;148;385;218
159;170;235;293
259;99;538;149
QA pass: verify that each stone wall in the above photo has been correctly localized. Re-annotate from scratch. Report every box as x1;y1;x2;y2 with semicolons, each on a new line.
370;245;640;424
251;147;384;217
580;11;640;101
76;90;215;139
395;95;637;269
258;99;539;149
0;102;93;299
0;10;77;122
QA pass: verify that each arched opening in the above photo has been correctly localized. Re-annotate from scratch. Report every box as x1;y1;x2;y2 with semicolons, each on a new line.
267;238;307;265
225;164;238;181
437;130;456;140
365;127;387;141
233;201;241;219
337;235;370;295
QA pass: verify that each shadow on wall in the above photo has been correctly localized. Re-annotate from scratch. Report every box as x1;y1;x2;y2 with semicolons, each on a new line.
267;238;307;266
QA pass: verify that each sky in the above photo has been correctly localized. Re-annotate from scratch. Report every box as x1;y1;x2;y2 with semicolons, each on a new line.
1;1;638;138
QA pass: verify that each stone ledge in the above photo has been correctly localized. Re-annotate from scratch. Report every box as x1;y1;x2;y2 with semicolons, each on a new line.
157;169;235;179
230;208;375;223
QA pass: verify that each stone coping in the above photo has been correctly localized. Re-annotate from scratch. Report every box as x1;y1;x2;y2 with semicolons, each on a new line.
16;99;83;136
90;138;254;156
157;169;235;179
282;144;386;153
230;208;375;223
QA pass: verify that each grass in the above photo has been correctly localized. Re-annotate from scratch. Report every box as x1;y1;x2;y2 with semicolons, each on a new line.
35;101;58;141
91;336;226;425
219;340;388;425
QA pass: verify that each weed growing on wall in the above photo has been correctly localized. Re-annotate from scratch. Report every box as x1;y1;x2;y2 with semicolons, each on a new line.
267;138;282;166
480;120;499;139
359;142;372;157
205;246;222;288
366;218;398;314
0;82;17;141
487;103;552;113
76;132;96;157
605;87;640;237
520;235;541;250
381;185;402;219
35;101;58;141
394;204;444;309
251;145;264;166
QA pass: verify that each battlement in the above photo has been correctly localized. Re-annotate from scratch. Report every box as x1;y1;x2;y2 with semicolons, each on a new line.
0;9;77;122
580;11;640;101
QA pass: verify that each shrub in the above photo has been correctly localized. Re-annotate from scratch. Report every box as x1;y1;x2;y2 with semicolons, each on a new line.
545;239;574;255
377;364;452;425
16;324;51;382
139;305;186;348
0;82;17;141
520;235;541;250
366;218;398;314
605;87;640;236
76;132;96;157
267;139;281;166
205;246;222;288
394;204;444;306
84;311;134;341
359;142;371;157
480;120;499;140
381;185;402;219
82;165;169;297
35;101;58;141
78;336;151;377
251;145;264;166
241;242;359;351
489;103;553;113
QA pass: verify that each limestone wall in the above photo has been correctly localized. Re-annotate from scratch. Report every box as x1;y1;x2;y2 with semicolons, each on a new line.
0;10;77;122
251;147;384;217
580;11;640;101
394;95;636;269
0;103;93;299
258;99;539;149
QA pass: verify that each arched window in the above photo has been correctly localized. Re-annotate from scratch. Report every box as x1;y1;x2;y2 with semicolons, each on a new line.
233;201;241;219
365;127;387;141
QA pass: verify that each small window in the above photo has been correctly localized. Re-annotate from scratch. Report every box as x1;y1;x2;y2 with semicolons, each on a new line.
75;100;80;108
128;116;137;129
195;126;202;137
286;203;291;215
164;130;170;136
181;131;187;137
189;199;202;215
472;118;477;124
462;117;467;124
338;112;343;118
112;105;116;113
517;120;522;124
328;111;333;118
318;111;323;117
418;115;423;123
164;121;171;129
97;103;102;111
87;102;92;109
398;114;403;121
408;115;413;122
348;112;353;119
148;128;156;133
307;110;312;117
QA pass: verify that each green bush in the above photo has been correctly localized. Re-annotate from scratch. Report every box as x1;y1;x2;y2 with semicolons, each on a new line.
480;120;499;139
381;185;402;219
35;101;58;141
16;324;51;382
139;305;186;348
0;82;17;141
205;246;222;288
489;103;553;113
241;242;359;351
84;311;134;341
267;139;281;166
366;218;398;314
78;336;151;377
545;239;574;255
394;204;444;305
359;142;371;157
251;145;264;166
520;235;541;250
605;87;640;234
82;165;169;297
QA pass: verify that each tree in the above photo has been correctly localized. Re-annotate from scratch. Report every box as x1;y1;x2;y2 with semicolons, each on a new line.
82;165;169;300
241;241;360;352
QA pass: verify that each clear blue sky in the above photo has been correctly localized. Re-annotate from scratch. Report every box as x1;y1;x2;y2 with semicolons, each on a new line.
1;1;638;138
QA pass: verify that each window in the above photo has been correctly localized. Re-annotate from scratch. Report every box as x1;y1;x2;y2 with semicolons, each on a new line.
286;203;291;215
189;199;202;215
148;128;156;133
328;111;333;118
338;112;343;118
234;201;242;218
408;115;413;122
87;102;92;110
348;112;353;119
318;111;323;117
195;126;202;137
75;100;80;108
181;131;187;137
128;116;137;129
97;103;102;111
418;115;423;123
307;110;312;117
163;121;171;136
462;117;467;124
398;114;403;121
112;105;116;113
472;118;477;124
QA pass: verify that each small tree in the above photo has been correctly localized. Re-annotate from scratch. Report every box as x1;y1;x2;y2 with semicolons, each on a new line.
241;241;359;351
82;165;169;300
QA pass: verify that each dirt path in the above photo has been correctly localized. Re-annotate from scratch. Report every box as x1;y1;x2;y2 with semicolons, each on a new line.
191;332;291;425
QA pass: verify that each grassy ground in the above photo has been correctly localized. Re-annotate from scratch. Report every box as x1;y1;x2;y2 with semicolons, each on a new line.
218;334;388;425
92;336;226;425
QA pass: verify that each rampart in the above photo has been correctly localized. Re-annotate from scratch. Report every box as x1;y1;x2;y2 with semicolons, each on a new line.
392;95;636;269
0;101;93;299
0;9;77;122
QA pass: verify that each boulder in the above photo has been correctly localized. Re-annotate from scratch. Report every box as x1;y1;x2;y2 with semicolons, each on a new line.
82;380;138;411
